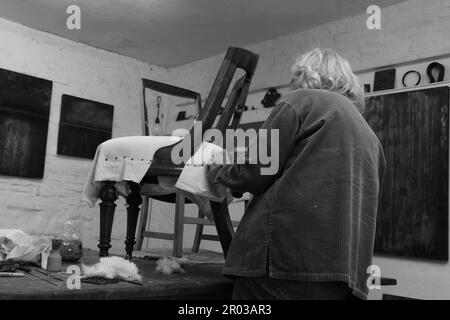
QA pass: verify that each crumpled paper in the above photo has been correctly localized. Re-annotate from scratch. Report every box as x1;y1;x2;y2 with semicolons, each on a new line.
0;229;51;262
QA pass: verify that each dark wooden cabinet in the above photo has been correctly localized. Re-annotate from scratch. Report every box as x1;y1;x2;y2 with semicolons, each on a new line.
365;86;449;261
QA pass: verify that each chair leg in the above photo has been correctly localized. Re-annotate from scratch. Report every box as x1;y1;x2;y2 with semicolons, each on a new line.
173;190;185;258
211;200;235;258
98;181;118;257
192;210;205;253
125;182;142;260
136;196;150;251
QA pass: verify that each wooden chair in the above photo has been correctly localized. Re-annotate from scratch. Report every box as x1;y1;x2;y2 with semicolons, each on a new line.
191;199;250;253
97;47;259;259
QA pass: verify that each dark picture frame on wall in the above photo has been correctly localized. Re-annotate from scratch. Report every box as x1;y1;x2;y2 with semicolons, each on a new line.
57;94;114;159
0;68;52;178
373;68;396;92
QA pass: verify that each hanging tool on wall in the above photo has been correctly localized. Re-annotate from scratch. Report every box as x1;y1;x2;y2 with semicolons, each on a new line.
152;96;163;135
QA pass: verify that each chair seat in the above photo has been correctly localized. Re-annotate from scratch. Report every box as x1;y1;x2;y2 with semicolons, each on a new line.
81;135;182;207
144;166;184;177
100;136;182;162
145;137;186;177
92;135;182;182
139;171;194;204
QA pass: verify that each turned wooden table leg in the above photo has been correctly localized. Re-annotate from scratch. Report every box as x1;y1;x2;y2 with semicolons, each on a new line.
98;181;118;257
125;182;142;260
211;200;235;258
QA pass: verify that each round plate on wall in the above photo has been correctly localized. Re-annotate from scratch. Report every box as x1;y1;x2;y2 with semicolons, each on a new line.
402;70;422;87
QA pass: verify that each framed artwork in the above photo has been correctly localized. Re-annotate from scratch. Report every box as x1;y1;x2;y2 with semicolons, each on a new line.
373;68;396;92
365;86;449;261
0;68;52;178
57;94;113;159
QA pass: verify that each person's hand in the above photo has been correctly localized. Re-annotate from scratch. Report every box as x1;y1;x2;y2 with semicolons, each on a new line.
206;163;223;182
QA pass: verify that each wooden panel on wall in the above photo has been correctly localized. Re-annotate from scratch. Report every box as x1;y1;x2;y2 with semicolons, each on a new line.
365;86;449;261
57;95;113;159
0;68;52;178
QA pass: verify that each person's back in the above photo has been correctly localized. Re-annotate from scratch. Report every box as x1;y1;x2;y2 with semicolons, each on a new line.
208;48;386;300
259;88;384;298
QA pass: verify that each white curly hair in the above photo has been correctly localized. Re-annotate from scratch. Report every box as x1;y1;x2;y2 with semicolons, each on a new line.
291;48;365;112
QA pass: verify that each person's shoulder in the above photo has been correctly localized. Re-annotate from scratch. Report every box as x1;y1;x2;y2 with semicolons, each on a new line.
280;88;344;107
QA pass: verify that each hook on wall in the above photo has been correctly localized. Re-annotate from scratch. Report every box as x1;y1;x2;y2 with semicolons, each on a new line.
152;95;163;135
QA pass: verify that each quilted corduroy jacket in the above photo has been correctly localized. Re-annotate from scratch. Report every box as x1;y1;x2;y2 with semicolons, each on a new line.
207;88;386;299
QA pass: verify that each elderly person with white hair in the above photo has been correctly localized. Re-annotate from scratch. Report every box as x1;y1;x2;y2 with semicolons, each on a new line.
207;48;386;300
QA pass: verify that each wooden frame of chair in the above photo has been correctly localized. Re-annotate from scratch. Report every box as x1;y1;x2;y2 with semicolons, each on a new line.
190;210;240;253
97;47;259;259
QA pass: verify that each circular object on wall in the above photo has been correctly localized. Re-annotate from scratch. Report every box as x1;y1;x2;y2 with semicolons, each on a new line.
402;70;422;87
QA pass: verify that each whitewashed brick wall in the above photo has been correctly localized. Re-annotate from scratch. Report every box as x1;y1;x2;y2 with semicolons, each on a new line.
166;0;450;95
0;17;170;252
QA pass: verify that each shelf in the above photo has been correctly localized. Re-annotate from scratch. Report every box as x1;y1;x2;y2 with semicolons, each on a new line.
365;81;450;97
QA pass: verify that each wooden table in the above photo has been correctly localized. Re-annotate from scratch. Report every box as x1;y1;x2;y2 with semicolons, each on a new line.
0;249;233;300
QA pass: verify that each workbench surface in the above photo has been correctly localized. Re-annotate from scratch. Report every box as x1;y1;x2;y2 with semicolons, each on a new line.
0;249;233;300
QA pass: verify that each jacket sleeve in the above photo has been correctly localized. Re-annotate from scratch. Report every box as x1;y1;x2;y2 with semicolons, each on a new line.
207;102;300;195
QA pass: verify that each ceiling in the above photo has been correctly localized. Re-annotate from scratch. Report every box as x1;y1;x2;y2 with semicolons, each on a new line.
0;0;405;67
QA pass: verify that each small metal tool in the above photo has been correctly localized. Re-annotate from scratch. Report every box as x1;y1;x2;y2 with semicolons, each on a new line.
33;268;65;282
20;267;60;286
0;272;24;277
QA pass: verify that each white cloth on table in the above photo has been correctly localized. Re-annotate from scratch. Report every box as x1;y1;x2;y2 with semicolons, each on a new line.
81;136;231;221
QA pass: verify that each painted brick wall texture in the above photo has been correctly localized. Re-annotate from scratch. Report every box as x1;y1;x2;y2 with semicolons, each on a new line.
0;17;170;252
